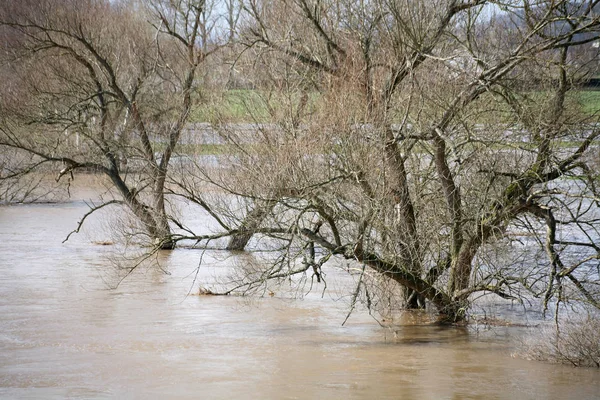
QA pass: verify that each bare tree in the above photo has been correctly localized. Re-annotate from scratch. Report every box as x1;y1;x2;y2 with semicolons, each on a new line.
1;0;599;324
0;0;222;249
193;0;600;322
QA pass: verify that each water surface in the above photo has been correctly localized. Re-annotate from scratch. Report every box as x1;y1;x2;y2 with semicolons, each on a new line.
0;189;598;399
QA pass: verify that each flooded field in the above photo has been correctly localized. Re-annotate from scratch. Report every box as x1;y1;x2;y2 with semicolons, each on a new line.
0;184;599;399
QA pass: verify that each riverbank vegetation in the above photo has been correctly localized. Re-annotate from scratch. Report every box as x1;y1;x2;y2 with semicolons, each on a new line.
520;313;600;367
1;0;600;330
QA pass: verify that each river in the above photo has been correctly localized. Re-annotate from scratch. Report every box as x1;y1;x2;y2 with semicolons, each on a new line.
0;182;599;399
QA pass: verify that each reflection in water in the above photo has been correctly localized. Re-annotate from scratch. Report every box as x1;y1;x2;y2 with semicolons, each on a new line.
0;197;599;399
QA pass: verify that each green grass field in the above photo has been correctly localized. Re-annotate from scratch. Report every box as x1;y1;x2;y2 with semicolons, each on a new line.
577;91;600;115
189;88;600;126
191;89;319;123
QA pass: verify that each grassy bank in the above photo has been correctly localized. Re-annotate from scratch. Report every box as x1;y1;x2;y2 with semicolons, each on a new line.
577;91;600;115
192;88;600;125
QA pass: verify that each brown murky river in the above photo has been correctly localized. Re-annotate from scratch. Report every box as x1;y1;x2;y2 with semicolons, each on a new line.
1;183;599;399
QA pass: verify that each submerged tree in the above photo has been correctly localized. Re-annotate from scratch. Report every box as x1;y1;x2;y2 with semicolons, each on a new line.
0;0;223;249
193;0;600;322
1;0;599;323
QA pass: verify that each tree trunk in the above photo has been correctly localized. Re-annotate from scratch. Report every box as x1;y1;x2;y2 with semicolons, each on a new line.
153;216;175;250
226;201;274;251
106;169;175;250
404;288;426;309
351;248;465;322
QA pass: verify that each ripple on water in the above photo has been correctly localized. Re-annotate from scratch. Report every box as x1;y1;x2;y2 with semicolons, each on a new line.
0;193;599;399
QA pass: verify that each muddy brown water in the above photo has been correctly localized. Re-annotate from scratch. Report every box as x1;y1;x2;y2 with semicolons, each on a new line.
0;185;599;399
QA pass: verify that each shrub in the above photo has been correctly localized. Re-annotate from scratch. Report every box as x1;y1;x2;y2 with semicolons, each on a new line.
520;315;600;368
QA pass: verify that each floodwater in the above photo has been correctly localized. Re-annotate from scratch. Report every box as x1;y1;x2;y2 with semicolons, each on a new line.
0;184;599;399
